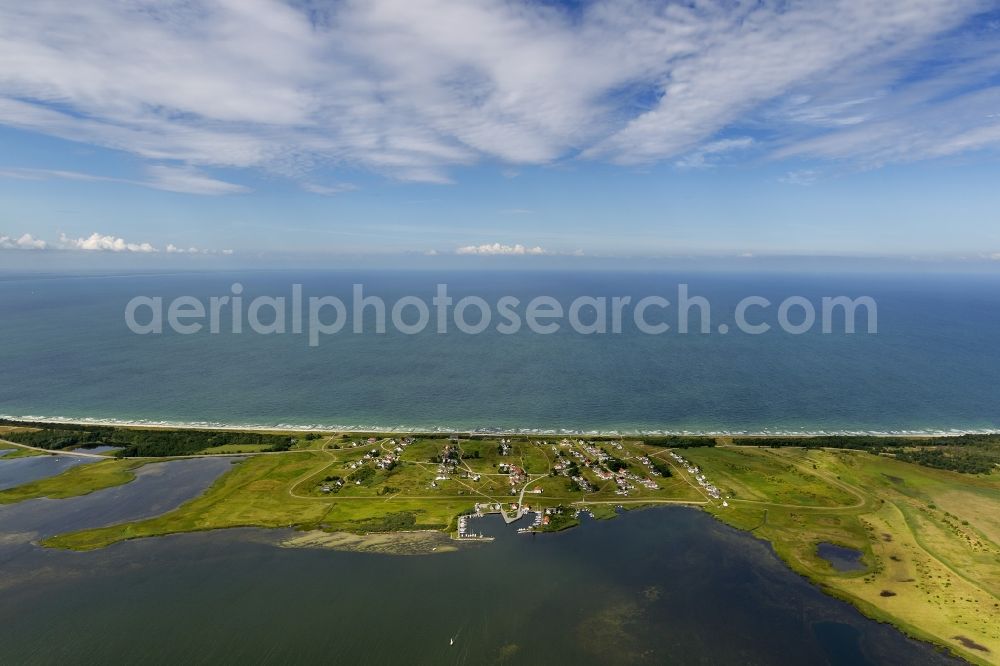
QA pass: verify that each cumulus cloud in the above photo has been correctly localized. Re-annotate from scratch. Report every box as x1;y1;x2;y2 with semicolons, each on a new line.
58;232;157;253
0;0;995;185
0;233;47;250
456;243;547;256
1;230;235;254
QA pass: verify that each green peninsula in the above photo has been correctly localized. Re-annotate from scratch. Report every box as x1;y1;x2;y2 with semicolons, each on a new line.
2;421;999;663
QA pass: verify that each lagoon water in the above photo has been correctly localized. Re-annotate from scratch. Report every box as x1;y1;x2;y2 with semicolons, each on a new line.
0;457;236;542
0;481;956;665
0;454;89;491
1;270;999;434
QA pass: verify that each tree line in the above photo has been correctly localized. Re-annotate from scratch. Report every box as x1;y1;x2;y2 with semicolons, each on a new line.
0;420;294;457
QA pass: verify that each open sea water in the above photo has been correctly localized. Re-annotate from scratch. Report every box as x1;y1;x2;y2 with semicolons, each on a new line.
1;269;997;434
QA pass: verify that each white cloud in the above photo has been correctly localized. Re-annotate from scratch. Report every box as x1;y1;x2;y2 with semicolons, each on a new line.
0;167;109;183
144;166;249;196
456;243;547;256
2;230;235;254
301;182;359;196
165;243;234;255
586;2;988;164
675;137;754;169
0;233;47;250
779;169;819;186
58;232;157;253
0;0;995;185
0;165;246;196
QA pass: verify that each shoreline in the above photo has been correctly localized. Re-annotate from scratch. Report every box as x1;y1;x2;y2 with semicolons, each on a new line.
3;413;998;438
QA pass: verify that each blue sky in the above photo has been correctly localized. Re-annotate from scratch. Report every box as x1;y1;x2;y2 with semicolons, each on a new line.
1;0;1000;268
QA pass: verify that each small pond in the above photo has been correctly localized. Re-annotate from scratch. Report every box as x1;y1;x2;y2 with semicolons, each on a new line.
817;542;866;572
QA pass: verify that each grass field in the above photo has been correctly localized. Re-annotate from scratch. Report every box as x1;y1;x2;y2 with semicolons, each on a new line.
681;446;859;507
41;436;704;551
197;443;274;454
684;446;1000;665
43;450;485;550
4;430;997;663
